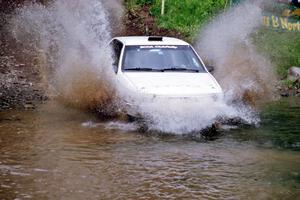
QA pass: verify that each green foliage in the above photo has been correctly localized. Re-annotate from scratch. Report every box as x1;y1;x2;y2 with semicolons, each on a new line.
282;79;300;89
151;0;226;38
125;0;154;8
253;29;300;78
126;0;227;39
136;0;155;4
124;0;139;11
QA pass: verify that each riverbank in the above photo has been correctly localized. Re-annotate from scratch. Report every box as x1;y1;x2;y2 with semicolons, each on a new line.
0;52;46;110
121;4;185;39
0;3;47;111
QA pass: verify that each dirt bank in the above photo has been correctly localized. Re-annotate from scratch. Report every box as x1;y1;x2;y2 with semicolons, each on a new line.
120;5;184;39
0;53;47;110
0;1;48;111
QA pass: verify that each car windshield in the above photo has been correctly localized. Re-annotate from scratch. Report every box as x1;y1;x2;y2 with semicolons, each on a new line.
122;45;206;72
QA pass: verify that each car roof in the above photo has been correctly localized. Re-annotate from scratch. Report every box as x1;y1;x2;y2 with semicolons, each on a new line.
112;36;190;46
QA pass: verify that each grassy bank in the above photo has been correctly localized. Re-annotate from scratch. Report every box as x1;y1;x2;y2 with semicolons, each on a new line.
125;0;227;39
253;29;300;79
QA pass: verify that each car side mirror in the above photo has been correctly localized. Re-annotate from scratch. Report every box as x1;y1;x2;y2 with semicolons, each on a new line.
113;64;118;74
206;66;214;73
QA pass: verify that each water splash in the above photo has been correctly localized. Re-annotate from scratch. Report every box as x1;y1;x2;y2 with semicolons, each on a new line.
8;0;269;134
115;2;268;134
117;85;258;134
102;0;124;35
197;1;276;106
137;97;258;134
11;0;117;114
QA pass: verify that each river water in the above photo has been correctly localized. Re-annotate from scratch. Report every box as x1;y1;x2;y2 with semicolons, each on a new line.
0;98;299;200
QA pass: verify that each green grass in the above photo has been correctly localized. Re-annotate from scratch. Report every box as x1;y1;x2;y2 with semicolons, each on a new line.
151;0;227;38
282;79;300;89
252;3;300;79
253;29;300;78
125;0;227;39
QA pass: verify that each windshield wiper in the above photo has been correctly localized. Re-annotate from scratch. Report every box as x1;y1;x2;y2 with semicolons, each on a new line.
125;67;163;72
163;67;199;72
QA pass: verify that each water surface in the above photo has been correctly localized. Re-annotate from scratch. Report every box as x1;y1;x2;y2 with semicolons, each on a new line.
0;98;299;200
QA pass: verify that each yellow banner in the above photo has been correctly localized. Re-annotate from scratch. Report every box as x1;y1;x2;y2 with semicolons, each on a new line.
262;15;300;31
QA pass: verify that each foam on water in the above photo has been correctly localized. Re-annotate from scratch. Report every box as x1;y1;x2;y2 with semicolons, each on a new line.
105;121;139;132
133;96;258;134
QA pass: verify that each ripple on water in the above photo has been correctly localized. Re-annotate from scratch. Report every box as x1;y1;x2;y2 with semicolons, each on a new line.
0;99;300;199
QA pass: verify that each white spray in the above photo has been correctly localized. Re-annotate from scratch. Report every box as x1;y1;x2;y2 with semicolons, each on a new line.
11;0;117;114
135;97;258;133
197;1;276;104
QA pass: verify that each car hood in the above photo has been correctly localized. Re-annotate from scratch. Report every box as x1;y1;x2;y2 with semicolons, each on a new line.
122;72;222;97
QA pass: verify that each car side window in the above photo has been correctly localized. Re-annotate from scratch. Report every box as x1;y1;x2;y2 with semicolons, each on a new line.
111;39;123;73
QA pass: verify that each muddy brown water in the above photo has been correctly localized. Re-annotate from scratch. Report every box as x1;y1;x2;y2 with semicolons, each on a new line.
0;99;299;200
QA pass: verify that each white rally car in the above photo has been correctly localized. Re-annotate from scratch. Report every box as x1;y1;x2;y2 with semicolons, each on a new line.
109;36;223;116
